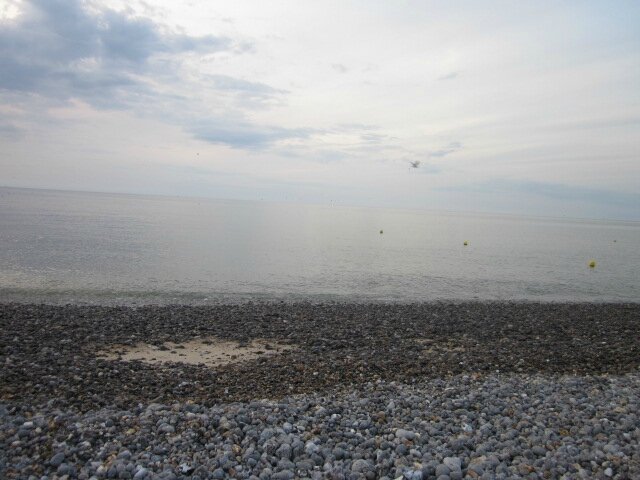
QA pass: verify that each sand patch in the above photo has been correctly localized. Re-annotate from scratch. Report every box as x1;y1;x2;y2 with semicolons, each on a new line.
100;338;293;367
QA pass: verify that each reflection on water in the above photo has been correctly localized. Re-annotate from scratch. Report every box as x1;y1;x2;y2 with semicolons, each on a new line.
0;187;638;304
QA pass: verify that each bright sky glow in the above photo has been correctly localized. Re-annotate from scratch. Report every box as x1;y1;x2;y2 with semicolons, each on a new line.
1;0;639;219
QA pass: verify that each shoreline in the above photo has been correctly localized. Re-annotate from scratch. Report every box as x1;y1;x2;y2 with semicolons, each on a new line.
2;288;640;306
1;301;639;479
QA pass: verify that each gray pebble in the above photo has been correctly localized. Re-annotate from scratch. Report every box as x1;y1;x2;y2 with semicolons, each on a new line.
49;453;65;467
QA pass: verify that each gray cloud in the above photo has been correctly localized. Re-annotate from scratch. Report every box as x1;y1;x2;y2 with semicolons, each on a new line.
332;63;348;74
360;133;387;144
337;123;379;131
190;121;312;149
208;75;287;96
438;72;459;81
205;74;287;108
329;124;398;146
0;0;306;150
429;141;462;158
0;0;232;105
0;120;22;139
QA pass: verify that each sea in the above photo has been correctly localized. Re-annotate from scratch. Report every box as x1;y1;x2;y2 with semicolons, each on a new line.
0;187;638;304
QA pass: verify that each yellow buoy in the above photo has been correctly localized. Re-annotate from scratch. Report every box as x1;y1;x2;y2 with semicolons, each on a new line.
589;260;596;268
463;240;468;246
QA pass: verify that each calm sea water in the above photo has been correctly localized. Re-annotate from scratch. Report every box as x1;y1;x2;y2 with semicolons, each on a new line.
0;187;638;304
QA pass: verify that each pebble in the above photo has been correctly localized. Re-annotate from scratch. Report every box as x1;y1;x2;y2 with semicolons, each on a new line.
49;452;65;467
133;468;148;480
1;302;639;479
443;457;462;473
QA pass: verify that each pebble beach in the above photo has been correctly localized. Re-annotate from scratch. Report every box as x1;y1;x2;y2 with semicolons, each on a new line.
1;302;639;479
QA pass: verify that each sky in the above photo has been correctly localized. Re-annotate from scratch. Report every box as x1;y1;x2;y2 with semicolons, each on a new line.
0;0;639;220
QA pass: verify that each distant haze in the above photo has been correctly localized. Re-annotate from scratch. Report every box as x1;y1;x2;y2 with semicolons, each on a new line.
0;0;639;220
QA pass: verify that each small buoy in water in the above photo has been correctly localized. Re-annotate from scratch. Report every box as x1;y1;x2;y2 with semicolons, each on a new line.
463;240;468;246
589;260;596;268
379;229;383;234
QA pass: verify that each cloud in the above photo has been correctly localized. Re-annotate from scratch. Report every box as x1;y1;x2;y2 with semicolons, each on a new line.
190;121;312;149
0;0;303;150
332;63;348;74
205;74;287;108
337;123;379;131
429;141;462;158
329;124;398;144
208;75;286;96
438;72;459;81
0;0;232;105
0;120;22;139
